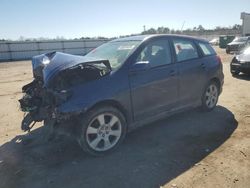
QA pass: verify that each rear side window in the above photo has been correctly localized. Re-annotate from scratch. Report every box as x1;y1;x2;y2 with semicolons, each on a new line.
173;39;199;62
198;42;216;56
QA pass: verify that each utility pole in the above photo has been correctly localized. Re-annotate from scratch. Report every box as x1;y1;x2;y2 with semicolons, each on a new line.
181;21;186;32
143;25;146;32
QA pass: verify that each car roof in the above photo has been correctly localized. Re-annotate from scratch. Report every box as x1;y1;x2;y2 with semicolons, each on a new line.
113;34;208;43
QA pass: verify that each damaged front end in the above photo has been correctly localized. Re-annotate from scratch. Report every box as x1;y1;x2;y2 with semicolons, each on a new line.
19;52;111;133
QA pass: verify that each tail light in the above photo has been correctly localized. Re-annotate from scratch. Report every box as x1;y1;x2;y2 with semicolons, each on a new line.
216;55;222;64
216;55;223;71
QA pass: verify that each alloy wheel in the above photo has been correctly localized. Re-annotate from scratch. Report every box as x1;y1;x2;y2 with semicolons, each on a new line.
205;84;218;109
85;113;122;152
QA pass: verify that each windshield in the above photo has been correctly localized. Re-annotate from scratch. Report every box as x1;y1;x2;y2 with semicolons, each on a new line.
85;40;141;69
233;37;248;42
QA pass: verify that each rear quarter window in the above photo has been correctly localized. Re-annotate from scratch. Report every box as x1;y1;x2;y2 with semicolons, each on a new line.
198;42;216;56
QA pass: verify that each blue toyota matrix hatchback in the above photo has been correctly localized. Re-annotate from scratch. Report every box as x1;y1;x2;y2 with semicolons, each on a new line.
19;35;224;155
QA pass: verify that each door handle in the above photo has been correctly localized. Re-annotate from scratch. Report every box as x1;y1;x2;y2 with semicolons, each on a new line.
170;70;176;76
200;63;206;69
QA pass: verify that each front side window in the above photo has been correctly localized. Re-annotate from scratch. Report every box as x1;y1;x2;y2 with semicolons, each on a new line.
136;39;172;67
86;40;141;69
173;39;199;62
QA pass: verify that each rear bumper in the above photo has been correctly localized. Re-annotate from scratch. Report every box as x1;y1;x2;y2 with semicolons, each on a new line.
226;46;238;53
226;45;241;54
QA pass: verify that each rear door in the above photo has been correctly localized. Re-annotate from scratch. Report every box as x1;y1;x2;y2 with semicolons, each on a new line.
172;38;207;106
129;38;179;121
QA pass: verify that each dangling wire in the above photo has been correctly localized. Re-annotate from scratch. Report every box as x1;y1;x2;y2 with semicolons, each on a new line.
28;121;36;133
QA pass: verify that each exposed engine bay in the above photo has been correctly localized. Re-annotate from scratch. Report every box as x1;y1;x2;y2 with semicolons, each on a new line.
19;52;111;132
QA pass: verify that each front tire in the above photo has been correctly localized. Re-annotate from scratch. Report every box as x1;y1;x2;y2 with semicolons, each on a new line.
201;81;219;111
78;106;127;156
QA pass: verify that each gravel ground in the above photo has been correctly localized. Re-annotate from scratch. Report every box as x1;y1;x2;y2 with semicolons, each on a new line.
0;47;249;188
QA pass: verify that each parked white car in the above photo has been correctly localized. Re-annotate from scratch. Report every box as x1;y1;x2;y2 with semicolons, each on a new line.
209;38;219;46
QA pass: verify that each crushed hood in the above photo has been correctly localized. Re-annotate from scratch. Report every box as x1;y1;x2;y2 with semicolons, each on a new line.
31;52;111;86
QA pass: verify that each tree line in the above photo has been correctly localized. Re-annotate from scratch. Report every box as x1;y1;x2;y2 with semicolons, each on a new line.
0;24;242;42
141;24;242;35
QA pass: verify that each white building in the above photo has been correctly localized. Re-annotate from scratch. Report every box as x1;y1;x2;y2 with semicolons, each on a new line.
241;12;250;36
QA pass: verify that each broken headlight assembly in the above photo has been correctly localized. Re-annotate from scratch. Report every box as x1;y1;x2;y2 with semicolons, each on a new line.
54;89;73;105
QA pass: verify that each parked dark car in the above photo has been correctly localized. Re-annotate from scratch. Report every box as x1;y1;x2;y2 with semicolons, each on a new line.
231;46;250;76
19;35;224;155
226;36;250;54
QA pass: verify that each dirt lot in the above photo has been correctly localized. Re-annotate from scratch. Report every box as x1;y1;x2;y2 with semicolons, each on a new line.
0;47;249;188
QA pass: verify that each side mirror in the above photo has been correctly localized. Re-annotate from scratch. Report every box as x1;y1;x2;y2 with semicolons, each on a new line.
130;61;150;72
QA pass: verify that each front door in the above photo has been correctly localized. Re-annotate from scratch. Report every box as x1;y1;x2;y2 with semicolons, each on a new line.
129;38;179;121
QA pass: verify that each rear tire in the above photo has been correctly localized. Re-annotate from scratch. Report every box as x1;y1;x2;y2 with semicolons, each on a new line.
201;81;219;111
78;105;127;156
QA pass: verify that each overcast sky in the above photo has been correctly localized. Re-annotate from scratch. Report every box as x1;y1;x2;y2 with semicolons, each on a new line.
0;0;249;39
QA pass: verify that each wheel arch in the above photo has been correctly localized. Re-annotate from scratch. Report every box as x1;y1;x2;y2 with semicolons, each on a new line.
210;77;221;90
87;99;129;124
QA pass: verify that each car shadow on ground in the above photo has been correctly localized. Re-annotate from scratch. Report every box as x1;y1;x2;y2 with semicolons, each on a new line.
233;73;250;81
0;106;237;188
